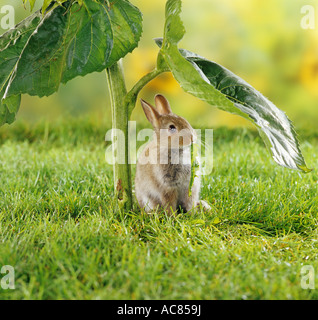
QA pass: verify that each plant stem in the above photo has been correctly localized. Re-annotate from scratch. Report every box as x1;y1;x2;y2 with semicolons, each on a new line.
106;62;168;211
125;68;169;116
106;61;133;211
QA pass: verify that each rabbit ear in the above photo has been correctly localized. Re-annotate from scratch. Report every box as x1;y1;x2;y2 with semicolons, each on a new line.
140;99;160;128
155;94;172;115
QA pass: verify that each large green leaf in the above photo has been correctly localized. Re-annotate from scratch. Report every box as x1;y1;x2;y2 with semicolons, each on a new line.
0;0;142;126
0;9;42;125
157;0;311;173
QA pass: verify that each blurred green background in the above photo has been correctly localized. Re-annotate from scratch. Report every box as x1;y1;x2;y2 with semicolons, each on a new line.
0;0;317;130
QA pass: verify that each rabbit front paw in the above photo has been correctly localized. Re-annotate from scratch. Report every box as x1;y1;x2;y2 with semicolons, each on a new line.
197;200;211;211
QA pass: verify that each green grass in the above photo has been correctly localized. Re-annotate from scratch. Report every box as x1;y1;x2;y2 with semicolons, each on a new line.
0;119;318;300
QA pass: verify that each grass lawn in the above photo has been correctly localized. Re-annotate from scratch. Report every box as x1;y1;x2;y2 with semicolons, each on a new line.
0;118;317;300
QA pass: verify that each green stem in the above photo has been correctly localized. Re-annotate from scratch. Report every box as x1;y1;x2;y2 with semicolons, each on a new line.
125;68;169;116
106;61;132;211
106;62;168;211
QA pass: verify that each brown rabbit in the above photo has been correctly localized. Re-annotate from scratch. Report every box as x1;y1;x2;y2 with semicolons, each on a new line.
135;94;210;214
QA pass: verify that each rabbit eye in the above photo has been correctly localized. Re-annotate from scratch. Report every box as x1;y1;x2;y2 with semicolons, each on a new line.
169;124;177;133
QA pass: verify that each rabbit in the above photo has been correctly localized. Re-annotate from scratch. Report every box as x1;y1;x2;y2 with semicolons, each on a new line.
135;94;211;215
